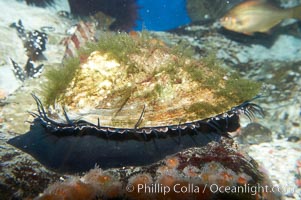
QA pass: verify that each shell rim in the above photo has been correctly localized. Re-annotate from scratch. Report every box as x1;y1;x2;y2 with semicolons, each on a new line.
29;94;264;140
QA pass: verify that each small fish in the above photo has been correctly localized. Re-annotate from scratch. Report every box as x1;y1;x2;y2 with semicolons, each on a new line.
220;0;301;35
10;20;26;39
24;30;48;60
11;20;48;61
10;58;44;81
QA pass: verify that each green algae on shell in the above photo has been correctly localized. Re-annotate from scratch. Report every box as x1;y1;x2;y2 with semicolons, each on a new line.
42;32;261;128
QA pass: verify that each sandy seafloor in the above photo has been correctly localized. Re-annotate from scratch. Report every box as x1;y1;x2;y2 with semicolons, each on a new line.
0;0;301;199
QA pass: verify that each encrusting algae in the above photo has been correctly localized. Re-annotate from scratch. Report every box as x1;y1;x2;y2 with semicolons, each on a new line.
42;31;261;128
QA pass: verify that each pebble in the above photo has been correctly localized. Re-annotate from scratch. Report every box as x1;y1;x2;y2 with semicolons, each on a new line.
238;123;272;144
287;136;300;142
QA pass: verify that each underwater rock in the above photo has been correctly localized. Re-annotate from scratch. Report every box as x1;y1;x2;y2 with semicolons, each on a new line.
0;158;61;199
287;135;300;142
7;32;262;173
35;139;278;200
238;123;272;145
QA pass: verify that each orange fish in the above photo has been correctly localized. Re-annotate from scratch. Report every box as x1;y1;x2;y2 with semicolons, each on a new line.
220;0;301;35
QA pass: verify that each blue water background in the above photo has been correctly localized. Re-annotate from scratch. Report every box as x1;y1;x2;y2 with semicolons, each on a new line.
135;0;191;31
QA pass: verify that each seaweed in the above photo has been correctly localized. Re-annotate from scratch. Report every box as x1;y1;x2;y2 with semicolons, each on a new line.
79;32;141;64
42;58;80;106
216;73;262;104
41;31;261;119
187;101;223;118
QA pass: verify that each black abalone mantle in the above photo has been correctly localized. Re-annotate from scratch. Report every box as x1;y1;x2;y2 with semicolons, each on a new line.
7;95;263;173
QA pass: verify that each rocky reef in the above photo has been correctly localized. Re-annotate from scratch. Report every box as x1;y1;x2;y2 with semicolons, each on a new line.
35;139;277;200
